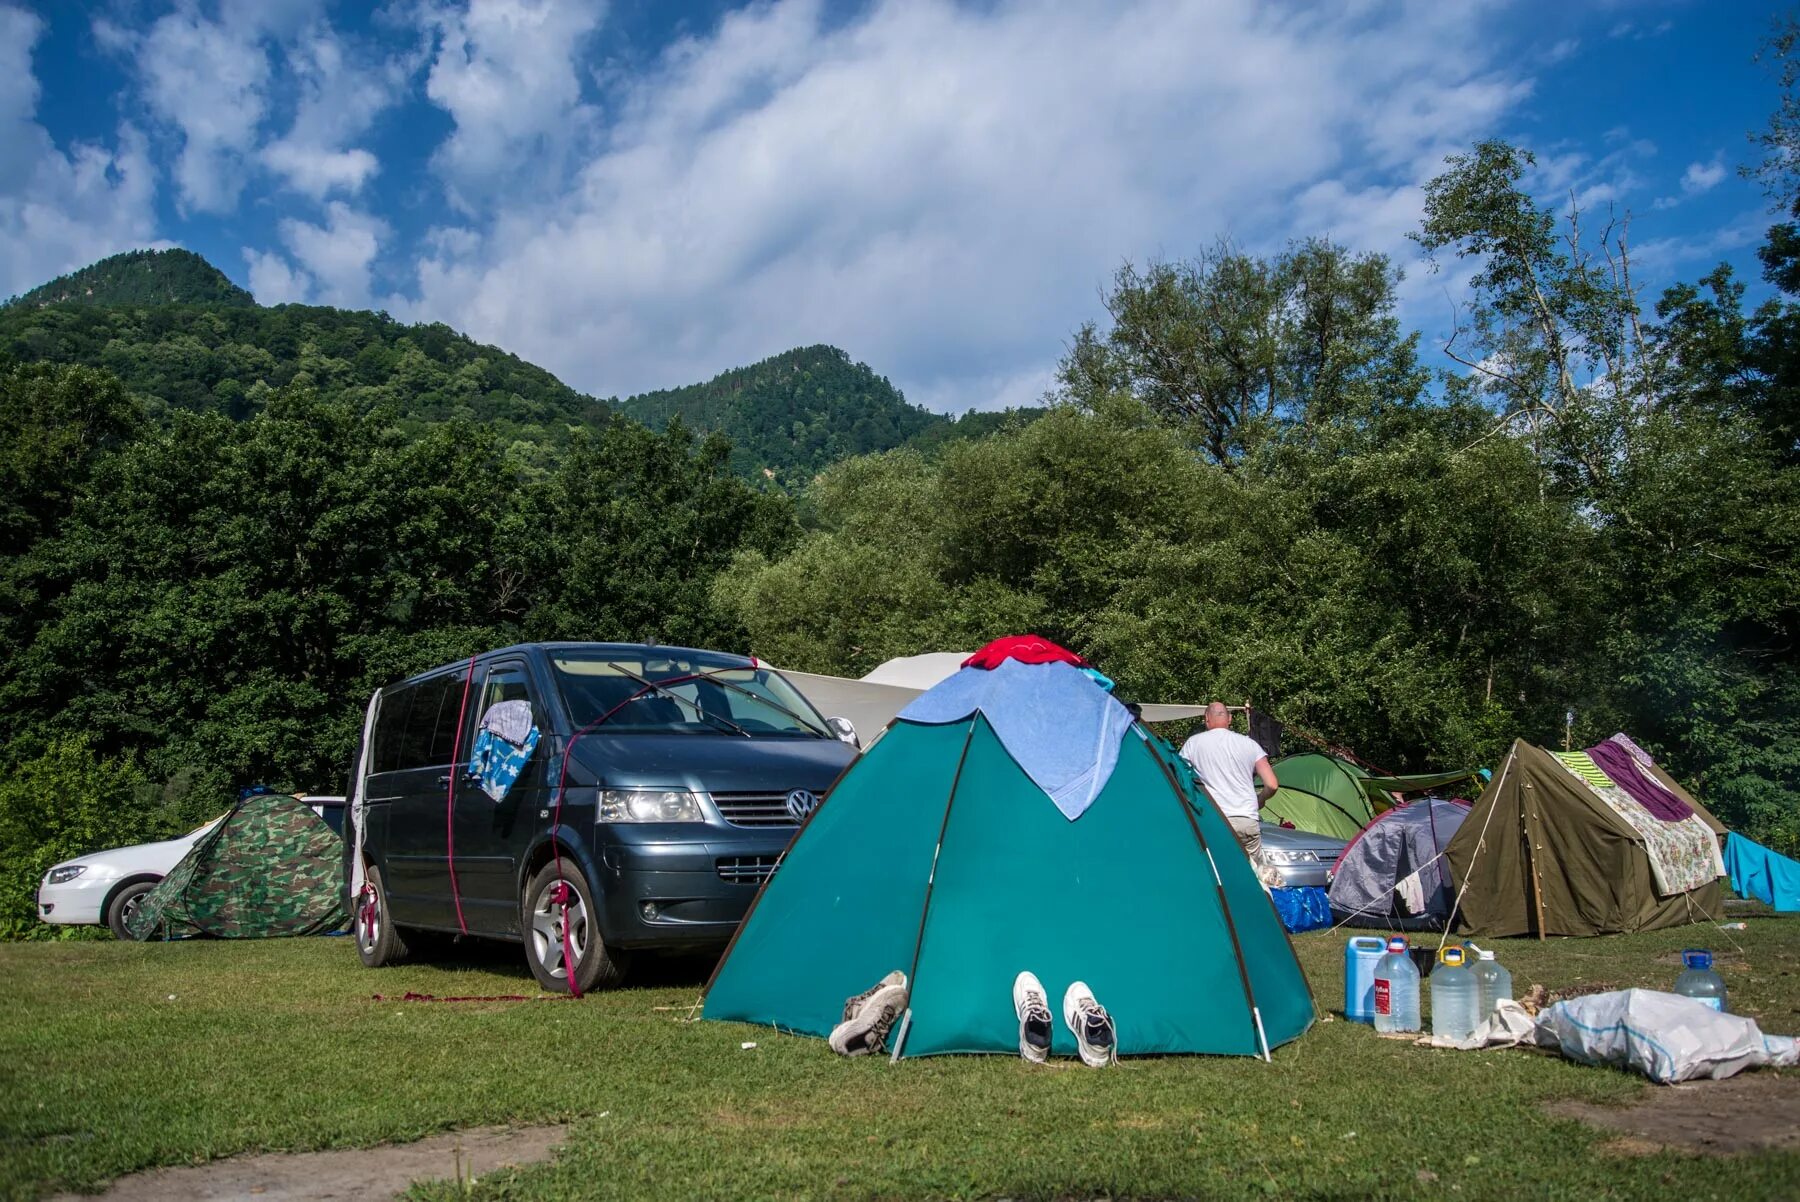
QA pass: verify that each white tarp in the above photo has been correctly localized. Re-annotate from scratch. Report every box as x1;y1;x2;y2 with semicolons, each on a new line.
773;652;1209;740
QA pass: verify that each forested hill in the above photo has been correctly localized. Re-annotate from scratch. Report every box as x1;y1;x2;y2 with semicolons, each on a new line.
0;257;608;456
617;346;945;486
6;249;255;309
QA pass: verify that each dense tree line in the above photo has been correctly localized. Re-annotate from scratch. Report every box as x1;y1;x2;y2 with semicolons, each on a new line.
719;143;1800;859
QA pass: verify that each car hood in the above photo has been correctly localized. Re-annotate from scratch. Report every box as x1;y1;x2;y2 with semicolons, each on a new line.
51;822;219;874
1259;822;1348;856
568;732;857;794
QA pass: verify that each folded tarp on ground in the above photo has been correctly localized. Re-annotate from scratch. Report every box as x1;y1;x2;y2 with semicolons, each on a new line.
1724;832;1800;912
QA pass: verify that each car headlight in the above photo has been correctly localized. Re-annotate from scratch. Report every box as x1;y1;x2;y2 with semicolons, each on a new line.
46;865;87;885
599;789;706;823
1262;849;1319;865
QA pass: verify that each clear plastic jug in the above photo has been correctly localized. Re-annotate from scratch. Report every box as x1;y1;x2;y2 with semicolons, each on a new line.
1430;945;1481;1042
1373;935;1420;1034
1470;945;1512;1020
1674;948;1727;1013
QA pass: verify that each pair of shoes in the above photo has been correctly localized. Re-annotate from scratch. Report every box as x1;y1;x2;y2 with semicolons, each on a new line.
1012;972;1116;1067
829;970;907;1056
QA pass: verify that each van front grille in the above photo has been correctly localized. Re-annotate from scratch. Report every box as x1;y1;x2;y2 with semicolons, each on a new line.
712;791;802;827
717;855;781;885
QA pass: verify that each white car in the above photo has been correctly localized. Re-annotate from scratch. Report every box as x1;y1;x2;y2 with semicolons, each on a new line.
36;796;345;939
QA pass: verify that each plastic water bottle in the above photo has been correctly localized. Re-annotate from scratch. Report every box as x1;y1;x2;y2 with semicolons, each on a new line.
1373;936;1420;1034
1430;945;1481;1042
1471;945;1513;1020
1674;949;1728;1013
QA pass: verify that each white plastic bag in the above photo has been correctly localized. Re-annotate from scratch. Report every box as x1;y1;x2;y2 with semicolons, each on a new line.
1533;988;1799;1084
1426;998;1539;1050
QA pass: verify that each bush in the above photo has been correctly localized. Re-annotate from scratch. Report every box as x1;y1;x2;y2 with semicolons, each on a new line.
0;738;158;940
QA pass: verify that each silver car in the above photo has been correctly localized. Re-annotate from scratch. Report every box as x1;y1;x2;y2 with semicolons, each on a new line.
1258;822;1348;889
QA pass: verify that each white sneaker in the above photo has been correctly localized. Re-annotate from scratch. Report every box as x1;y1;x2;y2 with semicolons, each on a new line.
1062;981;1117;1067
1012;971;1054;1064
828;972;907;1057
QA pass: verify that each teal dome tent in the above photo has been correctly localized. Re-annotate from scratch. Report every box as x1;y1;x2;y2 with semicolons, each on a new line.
703;651;1315;1060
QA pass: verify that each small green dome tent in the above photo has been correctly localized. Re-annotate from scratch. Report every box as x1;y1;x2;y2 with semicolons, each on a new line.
1260;752;1387;841
703;656;1314;1060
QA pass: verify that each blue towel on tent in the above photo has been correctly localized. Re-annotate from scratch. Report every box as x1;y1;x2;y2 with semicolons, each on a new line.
896;659;1133;820
1270;887;1332;933
1724;832;1800;913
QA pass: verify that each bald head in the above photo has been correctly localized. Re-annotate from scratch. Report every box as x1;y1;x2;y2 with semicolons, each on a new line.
1204;701;1232;730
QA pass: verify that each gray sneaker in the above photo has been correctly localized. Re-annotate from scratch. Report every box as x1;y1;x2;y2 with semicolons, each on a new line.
1062;981;1117;1067
829;973;908;1057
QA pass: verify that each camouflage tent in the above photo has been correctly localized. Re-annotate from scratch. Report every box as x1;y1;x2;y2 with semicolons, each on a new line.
127;793;347;939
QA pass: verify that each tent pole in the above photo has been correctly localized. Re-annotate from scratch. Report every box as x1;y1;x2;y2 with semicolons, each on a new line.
893;717;979;1059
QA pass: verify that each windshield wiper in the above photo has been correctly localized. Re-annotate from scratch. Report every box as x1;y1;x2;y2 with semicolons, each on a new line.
693;665;832;739
604;662;753;738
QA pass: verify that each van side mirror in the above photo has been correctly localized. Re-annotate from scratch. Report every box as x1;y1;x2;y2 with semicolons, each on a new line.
825;716;859;749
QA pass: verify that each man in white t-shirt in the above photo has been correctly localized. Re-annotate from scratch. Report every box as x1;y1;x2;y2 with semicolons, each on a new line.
1179;702;1280;883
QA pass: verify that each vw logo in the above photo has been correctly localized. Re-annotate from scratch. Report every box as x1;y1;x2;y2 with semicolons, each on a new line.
785;789;821;821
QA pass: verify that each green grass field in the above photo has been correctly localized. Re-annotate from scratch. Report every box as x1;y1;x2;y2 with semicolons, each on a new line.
2;922;1797;1200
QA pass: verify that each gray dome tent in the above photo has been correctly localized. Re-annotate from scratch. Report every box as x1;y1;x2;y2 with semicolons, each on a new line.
1327;798;1470;931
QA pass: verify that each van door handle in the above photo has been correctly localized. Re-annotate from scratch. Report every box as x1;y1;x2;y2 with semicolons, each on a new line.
436;773;453;786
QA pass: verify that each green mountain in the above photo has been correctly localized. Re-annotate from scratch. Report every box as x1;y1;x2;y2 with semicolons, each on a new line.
7;249;256;309
0;261;607;459
1;250;1045;480
617;346;942;486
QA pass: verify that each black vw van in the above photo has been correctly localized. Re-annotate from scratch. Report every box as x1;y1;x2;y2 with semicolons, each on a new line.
349;642;858;992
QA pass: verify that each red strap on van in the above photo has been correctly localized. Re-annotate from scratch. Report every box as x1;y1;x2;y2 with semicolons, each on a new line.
544;672;711;999
446;655;477;935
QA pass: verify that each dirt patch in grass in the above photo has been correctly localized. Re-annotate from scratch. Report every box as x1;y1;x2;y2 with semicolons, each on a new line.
48;1125;568;1201
1546;1073;1800;1156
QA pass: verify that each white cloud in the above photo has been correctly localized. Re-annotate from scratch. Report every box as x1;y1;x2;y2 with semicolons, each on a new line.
392;0;1536;410
0;5;164;298
1681;156;1726;196
113;3;286;214
259;25;411;198
421;0;607;210
244;247;312;304
277;201;388;307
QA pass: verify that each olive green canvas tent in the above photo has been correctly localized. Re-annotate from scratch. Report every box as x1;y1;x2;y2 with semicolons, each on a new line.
703;658;1314;1060
1444;739;1726;937
127;792;347;940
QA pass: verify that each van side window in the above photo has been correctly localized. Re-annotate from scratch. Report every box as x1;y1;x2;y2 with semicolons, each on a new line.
398;676;457;770
479;665;532;712
372;687;414;773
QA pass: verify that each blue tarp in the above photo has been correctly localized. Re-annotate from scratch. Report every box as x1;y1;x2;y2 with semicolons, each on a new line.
1271;886;1332;933
1724;832;1800;913
897;659;1134;820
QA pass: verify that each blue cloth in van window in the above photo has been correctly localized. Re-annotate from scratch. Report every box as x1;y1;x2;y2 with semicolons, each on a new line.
468;725;540;802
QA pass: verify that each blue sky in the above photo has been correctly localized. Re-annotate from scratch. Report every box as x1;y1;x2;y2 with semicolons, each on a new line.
0;1;1790;411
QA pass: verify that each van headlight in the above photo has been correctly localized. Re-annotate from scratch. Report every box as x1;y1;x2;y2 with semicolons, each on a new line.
46;865;87;885
599;790;706;823
1262;849;1318;865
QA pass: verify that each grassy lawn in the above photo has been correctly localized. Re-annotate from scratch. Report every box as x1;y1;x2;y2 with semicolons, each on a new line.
2;922;1798;1200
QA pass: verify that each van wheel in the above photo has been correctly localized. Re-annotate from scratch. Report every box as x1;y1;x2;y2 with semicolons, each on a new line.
356;865;411;967
523;860;628;993
107;880;158;940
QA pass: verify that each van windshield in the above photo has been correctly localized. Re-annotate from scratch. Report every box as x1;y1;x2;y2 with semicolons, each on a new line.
550;654;830;738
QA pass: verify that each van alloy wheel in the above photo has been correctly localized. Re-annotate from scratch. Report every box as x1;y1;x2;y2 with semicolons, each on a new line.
521;859;629;993
355;865;411;967
531;879;588;980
